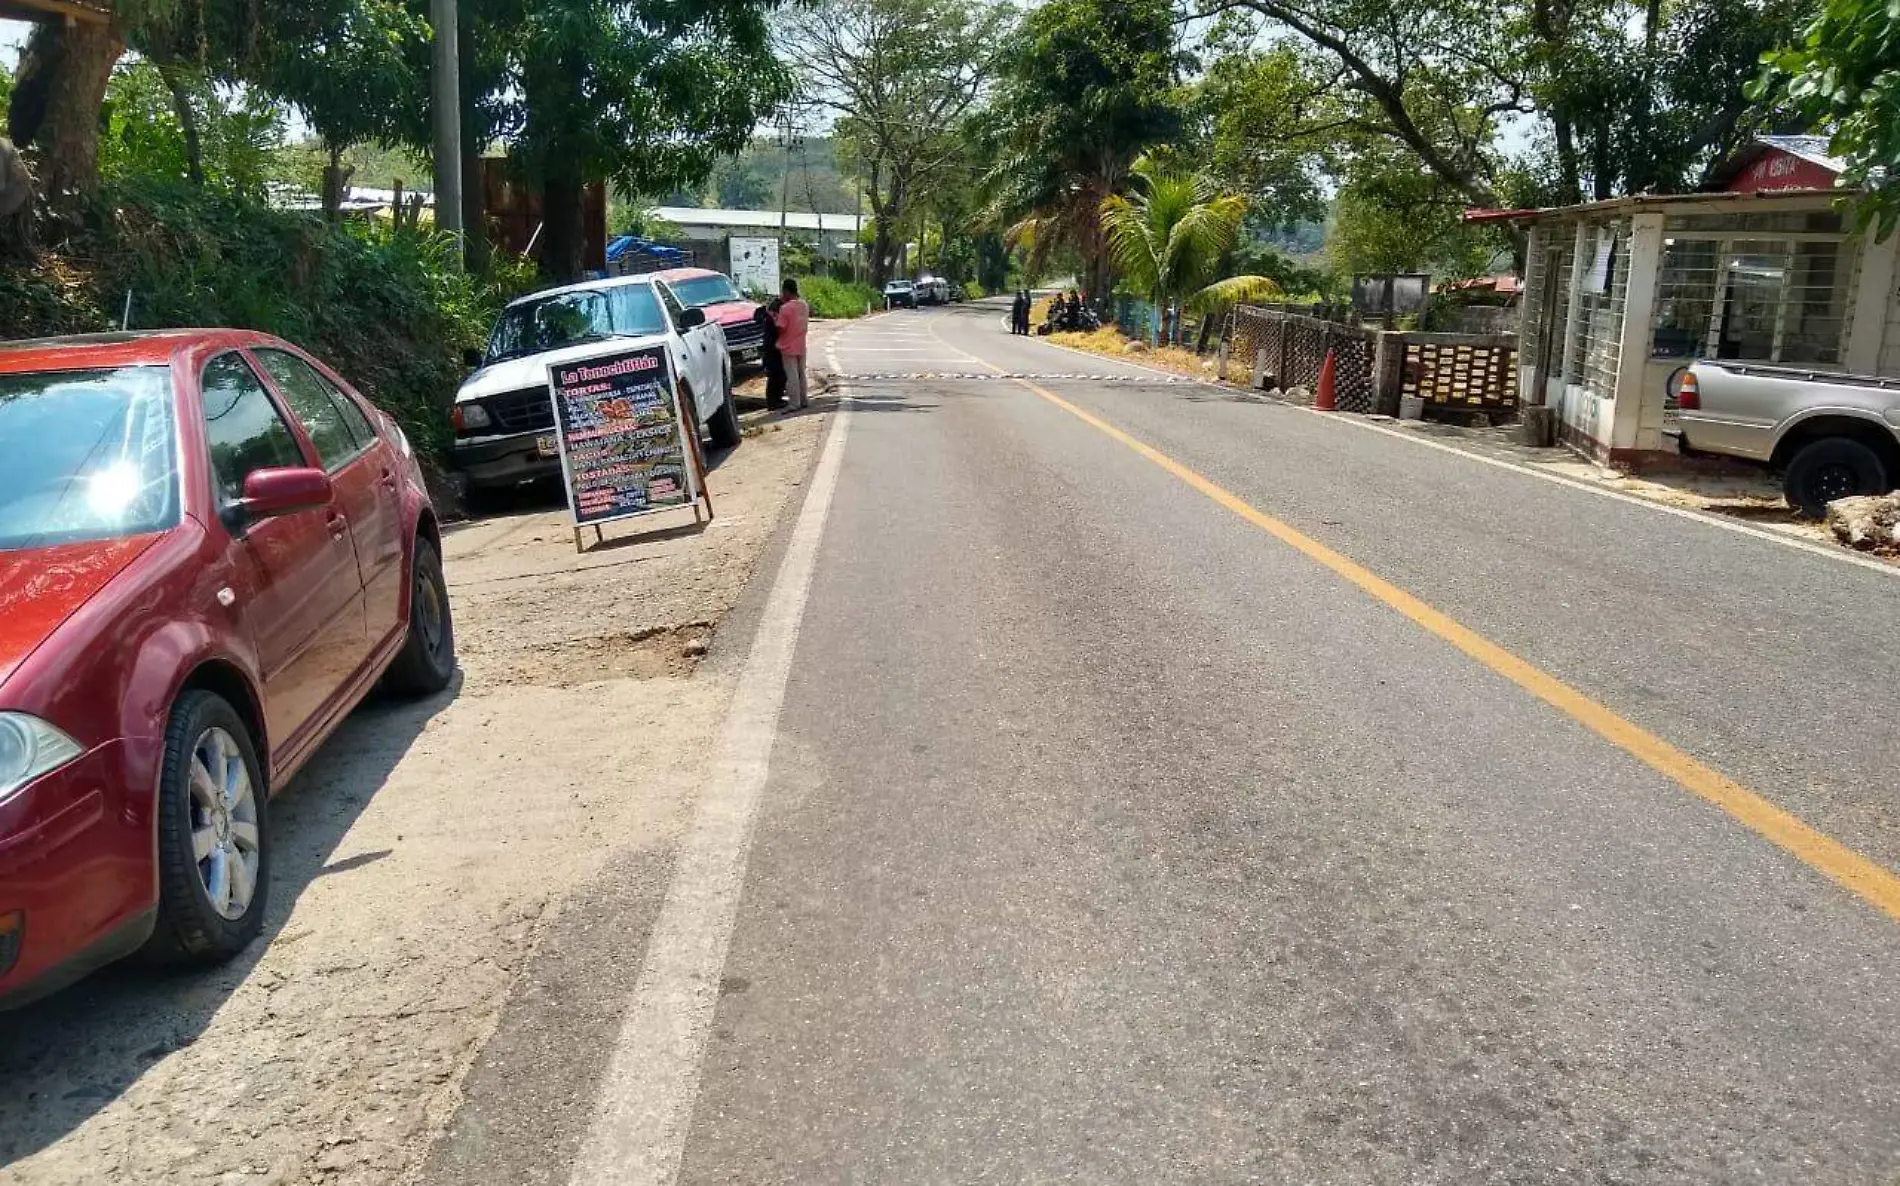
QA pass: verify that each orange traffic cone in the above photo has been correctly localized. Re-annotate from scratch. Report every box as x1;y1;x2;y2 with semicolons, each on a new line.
1314;349;1338;411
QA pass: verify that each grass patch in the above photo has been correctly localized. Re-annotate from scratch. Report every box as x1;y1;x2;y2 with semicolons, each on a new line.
1047;323;1229;381
796;275;880;319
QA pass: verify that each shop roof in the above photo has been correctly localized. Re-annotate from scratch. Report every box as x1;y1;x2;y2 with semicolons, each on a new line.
1462;186;1844;225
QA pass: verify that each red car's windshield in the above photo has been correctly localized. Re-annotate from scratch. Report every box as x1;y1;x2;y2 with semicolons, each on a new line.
0;366;179;552
669;275;742;308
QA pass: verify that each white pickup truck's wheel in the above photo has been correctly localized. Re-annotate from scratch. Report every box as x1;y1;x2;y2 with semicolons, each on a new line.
1783;437;1888;518
708;372;742;449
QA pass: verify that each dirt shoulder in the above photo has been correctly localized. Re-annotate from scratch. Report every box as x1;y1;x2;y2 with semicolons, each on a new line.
0;399;832;1185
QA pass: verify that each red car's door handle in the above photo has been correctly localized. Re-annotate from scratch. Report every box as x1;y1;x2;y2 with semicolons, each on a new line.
378;468;398;490
326;511;349;541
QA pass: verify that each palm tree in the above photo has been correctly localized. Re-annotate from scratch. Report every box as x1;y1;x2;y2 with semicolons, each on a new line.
980;141;1130;298
1099;157;1278;343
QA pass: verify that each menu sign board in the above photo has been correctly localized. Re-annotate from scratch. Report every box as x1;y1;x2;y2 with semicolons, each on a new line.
547;343;701;528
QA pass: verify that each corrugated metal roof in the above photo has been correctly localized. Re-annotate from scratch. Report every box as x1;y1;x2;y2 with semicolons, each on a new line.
1462;186;1845;224
652;206;862;234
1755;134;1845;173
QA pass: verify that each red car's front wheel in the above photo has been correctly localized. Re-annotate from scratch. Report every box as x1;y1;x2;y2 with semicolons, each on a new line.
144;691;270;965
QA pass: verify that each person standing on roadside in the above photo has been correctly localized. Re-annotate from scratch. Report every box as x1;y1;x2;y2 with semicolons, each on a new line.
774;278;812;411
1010;290;1027;335
755;294;786;409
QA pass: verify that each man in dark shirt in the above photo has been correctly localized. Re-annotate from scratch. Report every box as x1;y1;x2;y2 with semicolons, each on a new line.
756;296;786;409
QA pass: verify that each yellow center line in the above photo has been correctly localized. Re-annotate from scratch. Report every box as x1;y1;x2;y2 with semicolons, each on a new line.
919;314;1900;923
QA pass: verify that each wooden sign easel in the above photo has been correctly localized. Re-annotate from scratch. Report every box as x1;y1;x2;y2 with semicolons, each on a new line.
570;380;716;552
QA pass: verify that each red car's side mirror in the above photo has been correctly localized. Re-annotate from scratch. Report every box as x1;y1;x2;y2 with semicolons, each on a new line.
238;467;333;521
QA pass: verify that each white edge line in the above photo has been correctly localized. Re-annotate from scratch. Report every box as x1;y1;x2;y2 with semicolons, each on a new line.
1027;336;1900;580
566;404;852;1186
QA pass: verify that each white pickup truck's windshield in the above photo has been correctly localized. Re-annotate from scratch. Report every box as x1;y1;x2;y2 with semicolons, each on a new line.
486;285;669;363
670;276;741;307
0;365;179;552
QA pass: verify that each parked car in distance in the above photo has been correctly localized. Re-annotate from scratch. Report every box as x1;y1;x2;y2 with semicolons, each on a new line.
915;277;952;306
1675;360;1900;517
0;330;456;1010
652;267;766;371
883;280;917;310
452;275;741;494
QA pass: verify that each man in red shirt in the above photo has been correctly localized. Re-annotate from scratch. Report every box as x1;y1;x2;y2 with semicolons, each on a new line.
773;278;812;411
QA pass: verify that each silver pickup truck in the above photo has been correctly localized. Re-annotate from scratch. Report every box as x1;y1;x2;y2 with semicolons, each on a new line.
1675;361;1900;517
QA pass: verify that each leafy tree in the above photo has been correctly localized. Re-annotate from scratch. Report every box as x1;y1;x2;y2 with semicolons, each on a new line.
1198;0;1524;209
7;1;412;203
784;0;1015;285
1188;27;1335;227
1527;0;1807;200
1324;140;1500;278
713;160;775;209
248;0;433;215
1756;0;1900;236
98;61;289;199
494;0;792;280
8;13;126;201
978;0;1186;297
274;140;434;196
1099;156;1277;337
1197;0;1805;211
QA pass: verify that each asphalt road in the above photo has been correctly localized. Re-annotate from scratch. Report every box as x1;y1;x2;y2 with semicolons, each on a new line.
426;299;1900;1185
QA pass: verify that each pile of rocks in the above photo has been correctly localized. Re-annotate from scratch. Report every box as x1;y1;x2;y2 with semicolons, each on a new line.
1825;492;1900;555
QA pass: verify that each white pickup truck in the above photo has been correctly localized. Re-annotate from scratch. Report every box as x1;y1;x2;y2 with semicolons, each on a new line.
449;274;739;494
1675;361;1900;517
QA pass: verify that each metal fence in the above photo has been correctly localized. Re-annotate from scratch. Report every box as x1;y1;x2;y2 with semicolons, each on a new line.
1110;296;1159;343
1231;306;1377;413
1095;299;1519;420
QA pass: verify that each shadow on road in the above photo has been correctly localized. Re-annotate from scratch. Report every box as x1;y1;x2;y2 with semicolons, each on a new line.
0;674;461;1167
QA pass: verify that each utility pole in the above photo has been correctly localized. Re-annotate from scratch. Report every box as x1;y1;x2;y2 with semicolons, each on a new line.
774;105;805;282
430;0;464;256
776;106;800;244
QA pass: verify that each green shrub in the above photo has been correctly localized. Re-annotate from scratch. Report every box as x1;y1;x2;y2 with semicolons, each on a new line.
0;178;518;459
962;280;984;300
794;275;878;319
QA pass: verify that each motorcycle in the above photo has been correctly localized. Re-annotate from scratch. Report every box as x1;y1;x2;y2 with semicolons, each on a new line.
1038;301;1101;335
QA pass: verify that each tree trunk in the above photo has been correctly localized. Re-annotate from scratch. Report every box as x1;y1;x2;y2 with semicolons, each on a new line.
9;17;125;202
869;219;893;288
1590;120;1614;201
1552;115;1581;205
876;170;910;285
322;143;354;222
157;65;204;187
0;138;35;259
457;14;490;274
539;166;585;283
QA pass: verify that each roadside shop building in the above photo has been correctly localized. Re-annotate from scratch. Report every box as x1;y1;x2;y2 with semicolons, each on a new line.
1472;137;1900;464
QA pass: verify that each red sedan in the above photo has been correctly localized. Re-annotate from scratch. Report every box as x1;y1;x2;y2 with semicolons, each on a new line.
0;330;455;1009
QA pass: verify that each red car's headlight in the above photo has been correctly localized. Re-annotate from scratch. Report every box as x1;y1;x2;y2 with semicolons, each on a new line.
0;713;83;806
